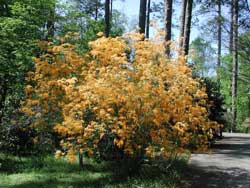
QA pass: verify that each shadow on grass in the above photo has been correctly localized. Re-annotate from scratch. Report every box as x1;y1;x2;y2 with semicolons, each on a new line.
1;169;181;188
1;154;187;188
2;175;113;188
0;154;90;174
1;165;182;188
0;156;24;173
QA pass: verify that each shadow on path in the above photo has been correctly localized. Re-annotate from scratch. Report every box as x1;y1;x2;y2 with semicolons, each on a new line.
183;166;250;188
183;133;250;188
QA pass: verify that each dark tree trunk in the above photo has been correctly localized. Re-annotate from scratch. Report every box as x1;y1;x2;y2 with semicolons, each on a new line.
47;14;55;39
46;2;55;40
110;0;113;22
105;0;110;37
164;0;173;56
183;0;193;56
95;0;98;21
229;1;233;53
231;0;239;132
217;0;222;85
79;153;84;168
179;0;187;52
146;0;151;38
139;0;147;34
248;89;250;117
0;75;8;125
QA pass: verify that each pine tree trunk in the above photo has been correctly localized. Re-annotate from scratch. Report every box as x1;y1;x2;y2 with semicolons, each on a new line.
231;0;238;132
229;1;233;53
183;0;193;56
217;0;222;85
46;2;55;40
110;0;113;22
95;0;98;21
179;0;187;52
105;0;110;37
164;0;173;56
248;93;250;117
139;0;147;34
248;89;250;117
146;0;151;38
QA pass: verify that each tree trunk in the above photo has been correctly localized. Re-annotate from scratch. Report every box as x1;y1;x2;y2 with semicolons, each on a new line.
246;0;250;12
95;0;98;21
47;15;54;39
79;153;84;168
183;0;193;56
248;89;250;117
139;0;147;34
179;0;187;52
105;0;110;37
164;0;173;56
146;0;151;38
46;2;55;40
248;97;250;118
217;0;222;85
0;75;8;125
231;0;238;132
229;1;233;53
110;0;113;22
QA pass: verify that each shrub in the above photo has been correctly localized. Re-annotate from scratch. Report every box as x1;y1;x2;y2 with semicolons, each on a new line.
22;32;219;165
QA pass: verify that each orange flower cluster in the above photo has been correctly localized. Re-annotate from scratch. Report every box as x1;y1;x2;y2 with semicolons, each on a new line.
23;33;219;161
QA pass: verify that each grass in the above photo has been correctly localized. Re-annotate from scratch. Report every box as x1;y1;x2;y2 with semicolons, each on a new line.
0;153;188;188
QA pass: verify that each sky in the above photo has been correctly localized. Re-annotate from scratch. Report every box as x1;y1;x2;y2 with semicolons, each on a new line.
112;0;250;77
113;0;199;40
112;0;216;76
113;0;250;41
114;0;142;19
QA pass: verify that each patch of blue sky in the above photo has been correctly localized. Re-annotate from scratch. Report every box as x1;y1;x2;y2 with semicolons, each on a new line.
113;0;201;41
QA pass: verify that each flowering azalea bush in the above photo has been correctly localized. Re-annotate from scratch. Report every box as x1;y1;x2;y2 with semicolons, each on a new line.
22;32;219;163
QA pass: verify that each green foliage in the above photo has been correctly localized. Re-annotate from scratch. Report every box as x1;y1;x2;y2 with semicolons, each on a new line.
110;10;127;37
0;0;56;155
190;37;215;77
240;118;250;133
220;32;250;132
201;78;226;132
0;116;36;156
73;0;104;19
57;4;126;53
0;0;127;156
220;55;233;107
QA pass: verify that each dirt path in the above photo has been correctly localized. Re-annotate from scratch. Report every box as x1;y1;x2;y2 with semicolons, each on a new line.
183;133;250;188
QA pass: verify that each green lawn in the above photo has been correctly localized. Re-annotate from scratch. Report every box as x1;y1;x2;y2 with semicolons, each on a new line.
0;154;186;188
